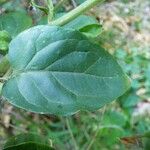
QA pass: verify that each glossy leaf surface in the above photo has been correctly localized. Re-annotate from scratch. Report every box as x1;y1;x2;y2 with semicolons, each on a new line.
2;25;130;115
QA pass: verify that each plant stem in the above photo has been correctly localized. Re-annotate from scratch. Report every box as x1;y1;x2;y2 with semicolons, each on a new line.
71;0;77;8
86;106;106;150
50;0;104;26
31;0;49;15
0;0;104;80
47;0;54;23
66;118;79;150
0;68;12;95
0;82;3;95
54;0;68;11
0;55;10;77
3;68;12;79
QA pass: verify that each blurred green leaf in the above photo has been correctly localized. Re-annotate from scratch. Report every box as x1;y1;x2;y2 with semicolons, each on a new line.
98;125;125;146
103;110;127;127
119;89;139;108
0;30;11;54
0;12;32;38
143;137;150;150
3;133;54;150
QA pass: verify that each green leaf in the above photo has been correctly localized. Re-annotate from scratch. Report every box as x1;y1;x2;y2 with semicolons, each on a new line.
79;24;102;38
0;41;9;52
102;110;127;127
3;133;54;150
0;30;12;54
64;15;99;30
38;15;102;38
0;0;7;4
98;125;125;146
119;88;139;108
0;30;11;42
2;25;130;115
143;137;150;150
64;15;102;38
0;12;32;38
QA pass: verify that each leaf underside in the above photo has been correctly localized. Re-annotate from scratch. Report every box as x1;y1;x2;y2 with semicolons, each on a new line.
2;25;130;115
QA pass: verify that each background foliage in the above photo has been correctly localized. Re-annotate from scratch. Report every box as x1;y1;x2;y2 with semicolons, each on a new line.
0;0;150;149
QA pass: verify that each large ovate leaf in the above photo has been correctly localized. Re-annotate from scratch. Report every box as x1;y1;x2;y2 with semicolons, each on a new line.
2;25;130;115
3;133;54;150
0;12;32;38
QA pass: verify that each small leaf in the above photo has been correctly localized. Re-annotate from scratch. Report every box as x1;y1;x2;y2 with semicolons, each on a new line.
2;25;130;115
99;125;124;146
79;24;103;38
0;30;11;42
102;110;127;127
64;15;102;38
0;12;32;38
0;41;9;52
119;88;139;108
0;30;12;53
64;15;99;30
3;133;54;150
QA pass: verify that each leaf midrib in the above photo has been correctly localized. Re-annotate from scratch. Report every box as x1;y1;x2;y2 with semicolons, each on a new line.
14;70;121;79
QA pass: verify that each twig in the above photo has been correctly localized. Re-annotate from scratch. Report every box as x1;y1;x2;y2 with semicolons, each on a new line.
54;0;68;11
66;118;79;150
47;0;54;23
71;0;77;8
86;106;107;150
50;0;105;26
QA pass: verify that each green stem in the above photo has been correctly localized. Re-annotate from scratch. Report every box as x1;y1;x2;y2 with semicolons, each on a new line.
0;55;10;77
31;0;49;15
50;0;104;26
66;118;79;150
71;0;77;8
54;0;68;11
0;67;12;95
86;106;106;150
0;0;104;80
47;0;54;23
0;82;3;95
